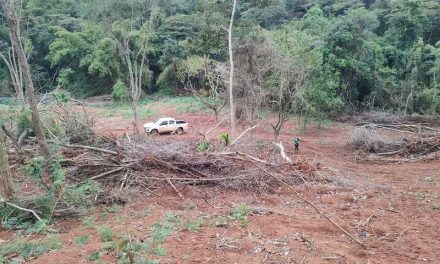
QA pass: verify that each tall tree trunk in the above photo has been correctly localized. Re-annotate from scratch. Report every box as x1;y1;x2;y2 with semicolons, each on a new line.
0;0;50;161
0;129;14;199
131;101;140;135
228;0;237;136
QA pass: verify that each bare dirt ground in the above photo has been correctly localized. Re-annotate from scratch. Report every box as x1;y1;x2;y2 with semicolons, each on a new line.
3;101;440;264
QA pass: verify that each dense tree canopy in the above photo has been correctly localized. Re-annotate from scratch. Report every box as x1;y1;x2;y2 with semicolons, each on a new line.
1;0;440;115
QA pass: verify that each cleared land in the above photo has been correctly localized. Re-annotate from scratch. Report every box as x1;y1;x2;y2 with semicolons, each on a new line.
1;98;439;264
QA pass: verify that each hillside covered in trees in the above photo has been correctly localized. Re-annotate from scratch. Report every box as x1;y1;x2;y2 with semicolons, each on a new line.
1;0;440;116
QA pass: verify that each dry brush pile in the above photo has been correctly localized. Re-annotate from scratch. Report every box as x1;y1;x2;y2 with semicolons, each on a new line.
63;138;325;196
349;122;440;162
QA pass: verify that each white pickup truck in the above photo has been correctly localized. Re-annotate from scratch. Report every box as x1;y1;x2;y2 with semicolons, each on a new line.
143;117;188;135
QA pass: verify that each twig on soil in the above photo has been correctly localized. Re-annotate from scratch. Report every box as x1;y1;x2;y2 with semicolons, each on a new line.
357;213;374;227
88;162;136;181
396;227;415;243
0;195;42;222
249;160;367;249
168;179;184;200
322;256;341;261
273;141;292;163
63;144;117;156
300;254;307;264
409;177;419;191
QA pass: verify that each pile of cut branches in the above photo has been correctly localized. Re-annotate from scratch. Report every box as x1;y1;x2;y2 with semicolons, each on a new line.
62;139;323;194
350;123;440;162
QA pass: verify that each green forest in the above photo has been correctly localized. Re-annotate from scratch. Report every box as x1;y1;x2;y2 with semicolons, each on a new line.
1;0;440;117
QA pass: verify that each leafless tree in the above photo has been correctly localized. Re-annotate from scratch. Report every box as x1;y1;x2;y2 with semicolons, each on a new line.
0;0;50;160
268;58;308;142
112;20;150;136
0;127;14;199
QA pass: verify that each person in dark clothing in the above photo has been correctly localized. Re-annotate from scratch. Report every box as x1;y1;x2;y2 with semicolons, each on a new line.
293;137;300;151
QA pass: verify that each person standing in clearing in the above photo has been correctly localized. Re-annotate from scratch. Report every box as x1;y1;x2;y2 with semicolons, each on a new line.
293;137;300;151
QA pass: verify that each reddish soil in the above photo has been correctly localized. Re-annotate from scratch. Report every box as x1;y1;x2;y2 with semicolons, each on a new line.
3;102;440;264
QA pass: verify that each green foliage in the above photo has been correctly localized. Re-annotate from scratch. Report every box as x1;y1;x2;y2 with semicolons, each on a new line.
0;235;62;261
53;89;72;103
57;68;75;87
27;156;45;181
156;64;178;95
220;133;230;146
115;215;175;263
17;110;34;135
112;80;129;102
230;203;250;227
82;216;96;228
99;226;114;242
64;181;102;210
152;222;174;243
74;235;89;246
184;218;204;232
196;141;212;152
2;150;101;233
2;0;440;117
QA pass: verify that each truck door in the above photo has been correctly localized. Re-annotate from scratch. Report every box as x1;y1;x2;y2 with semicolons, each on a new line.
168;120;175;132
158;120;168;133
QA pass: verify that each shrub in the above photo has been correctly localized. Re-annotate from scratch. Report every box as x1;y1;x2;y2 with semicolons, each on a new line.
231;203;250;227
53;89;71;104
112;80;129;102
17;110;34;135
348;126;381;152
220;133;230;146
196;141;212;152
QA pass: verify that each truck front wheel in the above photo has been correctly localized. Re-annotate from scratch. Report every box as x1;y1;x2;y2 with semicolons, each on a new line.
151;129;159;135
176;127;184;135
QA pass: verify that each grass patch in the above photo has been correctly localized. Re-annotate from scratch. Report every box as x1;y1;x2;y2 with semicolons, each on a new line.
230;203;250;227
88;250;101;261
82;216;96;228
423;177;434;183
99;226;113;242
184;219;204;232
160;96;205;113
122;108;155;119
212;216;228;227
94;102;155;119
74;235;89;246
0;235;62;261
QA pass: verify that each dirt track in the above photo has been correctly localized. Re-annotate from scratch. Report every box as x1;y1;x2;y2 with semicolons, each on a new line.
7;102;440;263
